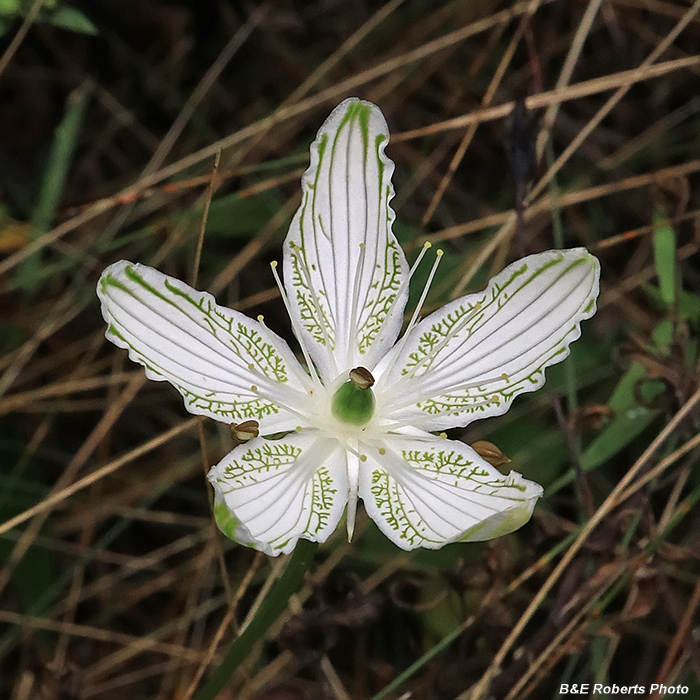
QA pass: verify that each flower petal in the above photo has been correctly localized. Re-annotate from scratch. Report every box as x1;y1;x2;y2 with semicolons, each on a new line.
98;261;312;433
376;248;600;431
359;436;543;550
283;98;409;381
208;433;348;556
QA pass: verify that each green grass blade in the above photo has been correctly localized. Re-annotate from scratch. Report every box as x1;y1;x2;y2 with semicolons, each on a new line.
18;82;90;292
652;211;677;307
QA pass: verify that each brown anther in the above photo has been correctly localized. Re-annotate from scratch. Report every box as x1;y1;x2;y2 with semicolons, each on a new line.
471;440;511;468
230;420;260;443
349;366;375;390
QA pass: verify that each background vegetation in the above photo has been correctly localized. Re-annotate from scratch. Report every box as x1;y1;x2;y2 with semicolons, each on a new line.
1;1;699;698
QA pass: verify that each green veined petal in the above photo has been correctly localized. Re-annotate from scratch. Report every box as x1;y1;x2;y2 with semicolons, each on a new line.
98;261;311;432
359;436;543;550
283;98;408;381
377;248;600;431
208;434;347;556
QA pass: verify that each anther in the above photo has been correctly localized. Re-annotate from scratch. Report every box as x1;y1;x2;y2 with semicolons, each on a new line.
471;440;511;468
349;367;375;389
378;447;386;455
230;420;259;442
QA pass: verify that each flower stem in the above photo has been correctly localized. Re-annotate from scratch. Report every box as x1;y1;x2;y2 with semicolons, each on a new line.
193;539;318;700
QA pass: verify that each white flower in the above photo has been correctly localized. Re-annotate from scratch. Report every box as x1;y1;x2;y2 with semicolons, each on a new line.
97;98;600;556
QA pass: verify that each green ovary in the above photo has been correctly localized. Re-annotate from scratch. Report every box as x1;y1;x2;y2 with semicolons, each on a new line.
331;381;375;425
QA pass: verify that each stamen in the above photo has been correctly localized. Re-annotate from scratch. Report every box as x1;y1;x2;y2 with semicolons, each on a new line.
384;373;514;413
349;366;375;389
230;420;259;442
402;298;486;384
384;293;486;393
379;398;496;431
234;315;316;406
382;241;432;324
348;243;367;357
269;261;321;386
288;242;338;375
374;248;444;394
346;448;360;541
403;249;443;342
343;440;366;461
247;383;314;425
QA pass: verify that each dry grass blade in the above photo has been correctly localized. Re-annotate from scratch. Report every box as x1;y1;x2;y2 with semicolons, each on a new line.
468;385;700;699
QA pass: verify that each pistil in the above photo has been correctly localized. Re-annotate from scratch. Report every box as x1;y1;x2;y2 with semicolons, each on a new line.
331;367;376;425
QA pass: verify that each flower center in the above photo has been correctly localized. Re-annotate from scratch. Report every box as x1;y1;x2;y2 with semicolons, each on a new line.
331;367;375;426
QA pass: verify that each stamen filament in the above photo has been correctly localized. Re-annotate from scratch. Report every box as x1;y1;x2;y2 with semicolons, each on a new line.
379;296;486;401
400;304;484;386
288;242;339;376
374;248;443;394
381;373;512;413
378;399;495;431
348;243;367;361
346;446;360;541
269;261;321;386
248;381;316;426
381;241;432;325
345;444;365;460
244;351;313;411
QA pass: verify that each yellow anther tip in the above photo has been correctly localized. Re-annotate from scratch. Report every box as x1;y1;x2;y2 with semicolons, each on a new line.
424;241;432;249
257;314;264;322
439;432;447;439
360;455;368;462
436;249;444;257
270;260;278;269
359;242;365;249
295;425;302;432
378;447;386;455
251;385;258;392
248;363;255;370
